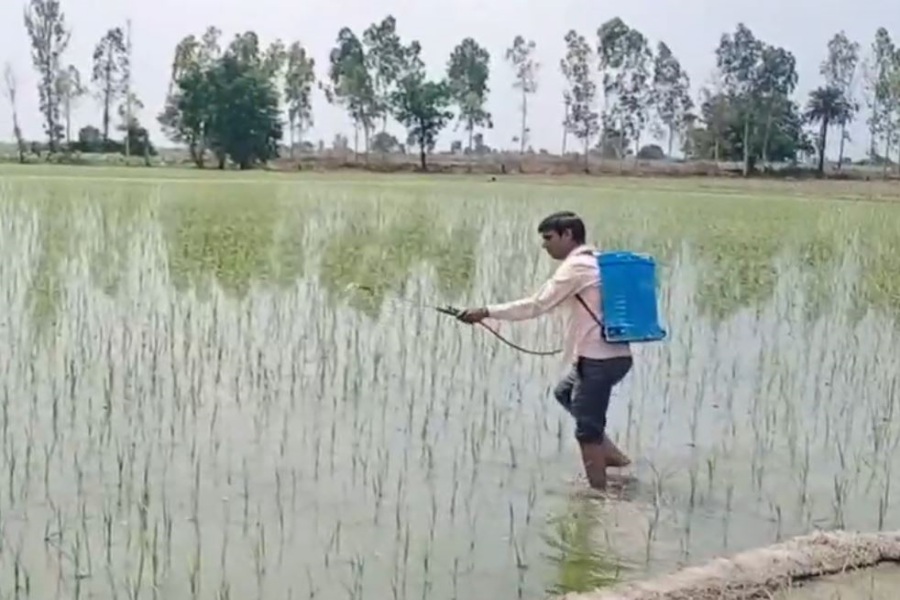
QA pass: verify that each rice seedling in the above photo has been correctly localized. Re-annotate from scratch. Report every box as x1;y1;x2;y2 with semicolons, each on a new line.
0;168;899;599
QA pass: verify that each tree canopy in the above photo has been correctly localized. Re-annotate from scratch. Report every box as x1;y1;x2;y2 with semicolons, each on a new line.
158;30;284;169
9;9;900;174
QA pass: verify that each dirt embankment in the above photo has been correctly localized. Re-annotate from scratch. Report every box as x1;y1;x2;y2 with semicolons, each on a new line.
558;530;900;600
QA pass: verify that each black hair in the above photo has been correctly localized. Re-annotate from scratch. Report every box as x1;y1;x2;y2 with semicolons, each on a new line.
537;211;586;244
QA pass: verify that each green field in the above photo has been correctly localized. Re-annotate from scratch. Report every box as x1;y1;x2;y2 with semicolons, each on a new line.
1;164;900;599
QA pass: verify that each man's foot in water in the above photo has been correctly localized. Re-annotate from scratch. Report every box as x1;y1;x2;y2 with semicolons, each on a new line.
601;436;631;468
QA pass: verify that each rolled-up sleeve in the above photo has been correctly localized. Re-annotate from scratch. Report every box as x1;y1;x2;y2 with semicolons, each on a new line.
487;262;580;321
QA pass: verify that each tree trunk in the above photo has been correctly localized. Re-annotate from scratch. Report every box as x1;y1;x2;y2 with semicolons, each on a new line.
742;115;751;177
667;126;674;157
817;118;828;176
103;61;113;142
520;90;527;153
189;139;205;168
288;114;295;158
761;108;774;169
44;80;56;153
363;124;370;163
467;123;474;173
837;122;847;170
583;137;589;174
419;138;427;171
12;114;25;164
16;132;25;163
64;97;71;147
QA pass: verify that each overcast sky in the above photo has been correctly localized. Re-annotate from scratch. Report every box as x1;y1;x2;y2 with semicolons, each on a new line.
0;0;896;158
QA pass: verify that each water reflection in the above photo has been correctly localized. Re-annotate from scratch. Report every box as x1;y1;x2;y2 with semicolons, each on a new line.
153;186;312;300
543;495;633;596
9;187;900;330
317;204;478;318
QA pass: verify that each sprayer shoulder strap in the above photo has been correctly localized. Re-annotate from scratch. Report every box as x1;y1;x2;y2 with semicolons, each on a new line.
574;292;604;329
572;248;604;329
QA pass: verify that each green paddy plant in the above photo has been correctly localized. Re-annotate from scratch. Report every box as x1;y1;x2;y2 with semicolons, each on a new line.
1;173;900;599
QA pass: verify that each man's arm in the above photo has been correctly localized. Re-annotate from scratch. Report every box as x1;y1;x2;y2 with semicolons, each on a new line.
486;262;581;321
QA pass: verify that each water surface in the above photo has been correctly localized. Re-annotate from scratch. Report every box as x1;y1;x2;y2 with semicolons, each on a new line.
1;170;899;599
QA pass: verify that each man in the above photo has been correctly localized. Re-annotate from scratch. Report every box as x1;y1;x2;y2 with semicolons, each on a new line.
457;211;633;491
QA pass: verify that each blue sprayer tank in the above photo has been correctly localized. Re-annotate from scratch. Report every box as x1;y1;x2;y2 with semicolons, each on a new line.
595;250;667;344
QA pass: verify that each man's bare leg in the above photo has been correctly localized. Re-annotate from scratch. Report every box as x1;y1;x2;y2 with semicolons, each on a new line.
600;436;631;468
578;441;607;490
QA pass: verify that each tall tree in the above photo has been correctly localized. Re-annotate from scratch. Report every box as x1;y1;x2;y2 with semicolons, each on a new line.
3;63;27;163
715;23;765;175
206;35;284;169
158;28;283;169
23;0;70;152
755;45;798;167
56;64;85;146
696;72;731;162
122;20;134;156
116;91;153;164
685;91;811;165
620;28;654;156
117;91;143;133
505;35;539;153
863;28;898;169
560;29;600;169
389;45;454;171
820;31;860;169
597;17;630;158
446;37;492;152
326;27;377;156
92;27;127;142
362;16;409;135
284;42;316;156
158;27;222;167
597;18;655;158
805;86;852;175
119;19;138;160
652;42;693;156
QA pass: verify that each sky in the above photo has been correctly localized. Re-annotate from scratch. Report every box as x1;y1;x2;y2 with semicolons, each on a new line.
0;0;897;159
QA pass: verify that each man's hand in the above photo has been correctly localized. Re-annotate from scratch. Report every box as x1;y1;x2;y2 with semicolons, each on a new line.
456;307;489;324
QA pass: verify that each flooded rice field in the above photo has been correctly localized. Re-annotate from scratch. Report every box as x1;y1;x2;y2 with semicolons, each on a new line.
1;169;899;599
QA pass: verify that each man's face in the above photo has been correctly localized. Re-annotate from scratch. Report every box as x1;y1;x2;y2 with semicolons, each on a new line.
541;229;574;260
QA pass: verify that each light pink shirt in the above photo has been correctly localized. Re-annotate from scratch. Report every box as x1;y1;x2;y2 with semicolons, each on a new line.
486;244;632;365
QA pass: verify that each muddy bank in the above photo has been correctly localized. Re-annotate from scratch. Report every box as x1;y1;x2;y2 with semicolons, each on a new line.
775;563;900;600
557;530;900;600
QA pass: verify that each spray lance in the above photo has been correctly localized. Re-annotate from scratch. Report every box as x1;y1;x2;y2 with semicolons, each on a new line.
346;284;560;357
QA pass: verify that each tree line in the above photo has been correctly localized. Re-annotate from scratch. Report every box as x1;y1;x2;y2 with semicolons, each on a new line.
4;0;900;174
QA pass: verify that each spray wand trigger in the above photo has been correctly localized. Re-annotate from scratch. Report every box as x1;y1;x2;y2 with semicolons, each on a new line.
436;305;463;318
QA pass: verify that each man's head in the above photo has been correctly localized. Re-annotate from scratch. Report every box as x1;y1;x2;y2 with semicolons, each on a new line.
537;211;586;260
